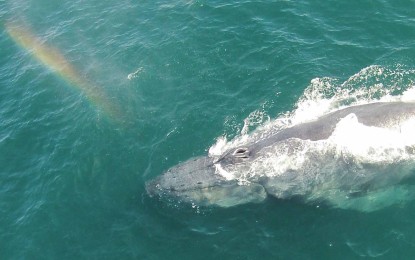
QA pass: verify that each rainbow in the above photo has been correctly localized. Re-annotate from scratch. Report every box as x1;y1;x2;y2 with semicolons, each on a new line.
5;21;121;122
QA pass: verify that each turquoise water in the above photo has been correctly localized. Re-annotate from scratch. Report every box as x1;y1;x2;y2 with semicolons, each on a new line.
2;0;415;258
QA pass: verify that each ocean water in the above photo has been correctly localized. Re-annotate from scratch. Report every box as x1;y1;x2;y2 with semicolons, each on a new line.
2;0;415;258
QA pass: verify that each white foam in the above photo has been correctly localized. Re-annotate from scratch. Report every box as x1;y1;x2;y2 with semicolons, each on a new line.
127;67;143;80
208;136;227;156
401;87;415;102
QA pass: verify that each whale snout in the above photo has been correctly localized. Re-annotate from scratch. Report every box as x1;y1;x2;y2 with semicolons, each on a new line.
145;155;268;207
145;156;220;199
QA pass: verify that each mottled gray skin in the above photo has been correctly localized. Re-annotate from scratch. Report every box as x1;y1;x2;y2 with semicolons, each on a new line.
146;102;415;208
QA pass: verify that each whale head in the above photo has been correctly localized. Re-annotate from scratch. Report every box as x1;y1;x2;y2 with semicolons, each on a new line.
145;153;267;207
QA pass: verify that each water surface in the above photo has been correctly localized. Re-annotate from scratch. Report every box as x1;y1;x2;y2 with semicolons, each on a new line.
2;0;415;258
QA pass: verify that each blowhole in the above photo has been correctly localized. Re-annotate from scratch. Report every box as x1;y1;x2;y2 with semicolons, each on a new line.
233;147;250;158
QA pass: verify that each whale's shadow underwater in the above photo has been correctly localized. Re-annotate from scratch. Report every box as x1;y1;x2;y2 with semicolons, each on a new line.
146;102;415;212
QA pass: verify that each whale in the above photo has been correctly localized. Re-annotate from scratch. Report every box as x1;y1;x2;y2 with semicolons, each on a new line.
145;102;415;211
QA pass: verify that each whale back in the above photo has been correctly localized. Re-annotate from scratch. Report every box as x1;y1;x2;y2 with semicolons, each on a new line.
250;102;415;154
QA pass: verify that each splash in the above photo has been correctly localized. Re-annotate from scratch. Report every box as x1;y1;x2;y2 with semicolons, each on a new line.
292;65;415;122
212;65;415;154
127;67;143;80
5;21;122;122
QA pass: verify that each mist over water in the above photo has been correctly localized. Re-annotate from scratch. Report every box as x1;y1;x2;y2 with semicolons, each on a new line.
2;0;415;258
